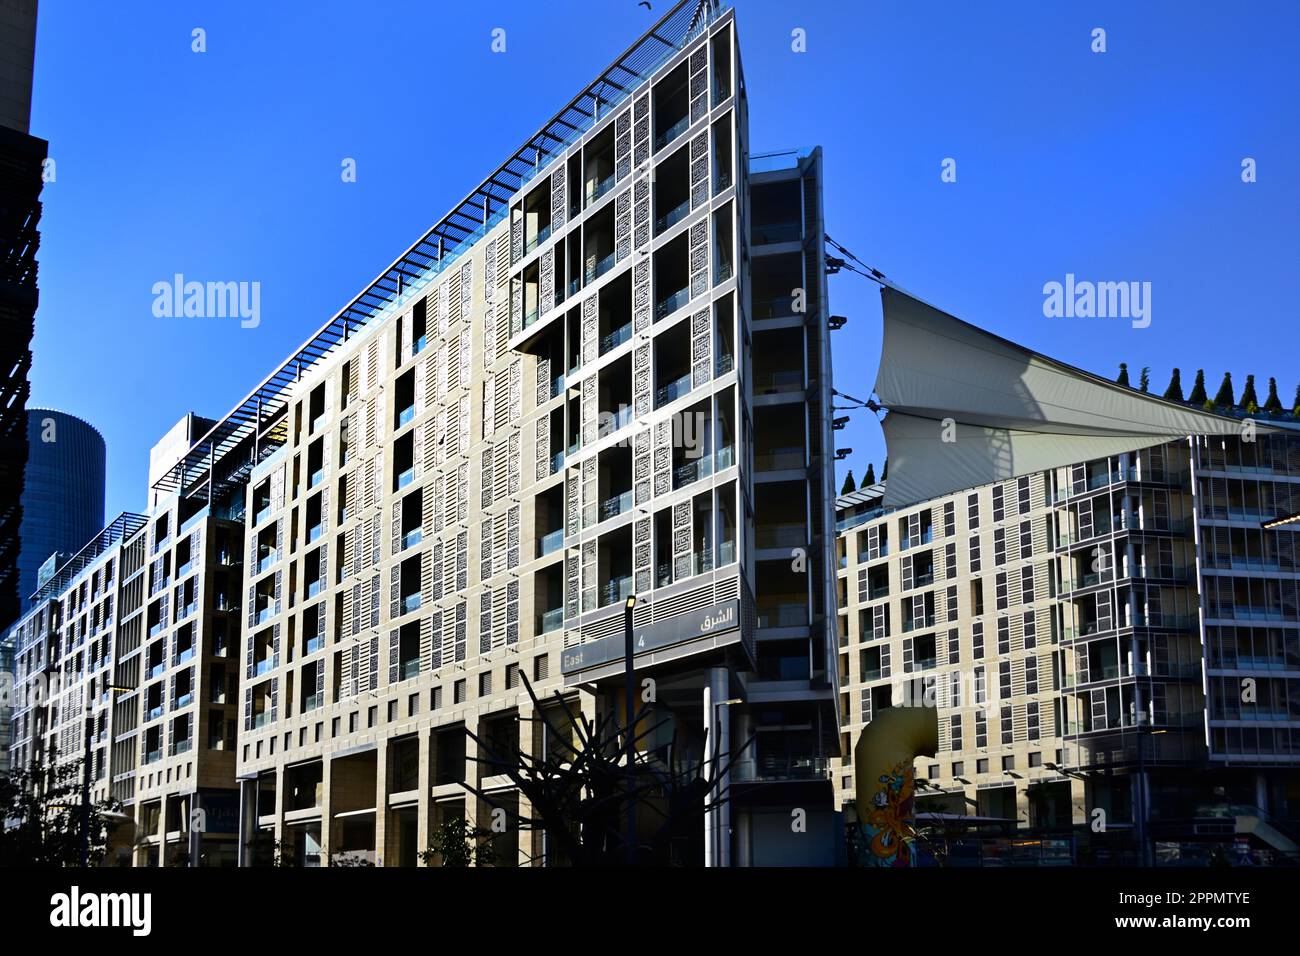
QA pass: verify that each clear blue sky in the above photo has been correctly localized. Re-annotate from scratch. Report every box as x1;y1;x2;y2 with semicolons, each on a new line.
29;0;1300;517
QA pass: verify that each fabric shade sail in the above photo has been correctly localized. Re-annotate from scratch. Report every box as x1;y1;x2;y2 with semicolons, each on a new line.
873;286;1267;509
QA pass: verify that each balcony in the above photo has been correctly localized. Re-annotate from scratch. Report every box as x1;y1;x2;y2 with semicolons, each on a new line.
600;322;632;355
306;635;324;655
254;657;274;676
600;576;633;608
306;579;322;598
147;661;166;680
309;469;325;490
523;222;553;255
402;592;422;615
175;691;194;709
586;251;617;284
599;490;633;522
654;114;690;152
307;522;323;544
396;466;415;491
655;198;691;235
655;286;690;320
539;607;564;634
902;614;936;634
756;447;804;472
257;552;277;574
655;373;693;408
757;602;806;628
402;527;423;551
146;704;164;722
752;221;801;245
756;523;806;550
303;693;322;712
539;529;564;556
400;659;420;681
396;403;416;429
586;173;616;207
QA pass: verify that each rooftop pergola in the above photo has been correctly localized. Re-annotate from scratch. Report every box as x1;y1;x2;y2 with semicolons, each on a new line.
152;0;721;505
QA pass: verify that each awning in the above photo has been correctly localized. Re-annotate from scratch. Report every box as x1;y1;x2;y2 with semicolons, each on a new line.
873;287;1274;509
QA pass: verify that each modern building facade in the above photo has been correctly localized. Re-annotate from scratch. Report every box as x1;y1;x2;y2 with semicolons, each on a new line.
6;0;841;867
834;431;1300;864
19;409;107;606
0;0;46;629
213;0;837;868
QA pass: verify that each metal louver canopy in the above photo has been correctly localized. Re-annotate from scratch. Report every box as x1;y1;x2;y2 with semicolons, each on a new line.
873;286;1272;509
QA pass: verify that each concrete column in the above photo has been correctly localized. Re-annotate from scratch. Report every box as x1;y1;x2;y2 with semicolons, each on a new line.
1255;772;1269;814
157;798;169;867
236;778;256;866
320;755;333;864
463;716;481;835
516;702;538;867
374;738;389;866
704;666;730;867
416;731;432;866
272;765;286;854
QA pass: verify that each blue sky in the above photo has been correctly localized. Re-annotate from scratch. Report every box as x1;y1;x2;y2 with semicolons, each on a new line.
29;0;1300;517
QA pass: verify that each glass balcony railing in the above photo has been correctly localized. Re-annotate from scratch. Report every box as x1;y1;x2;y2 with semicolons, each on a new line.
756;523;806;549
539;529;564;556
147;662;166;680
754;368;804;394
402;527;423;550
175;647;194;666
413;334;427;356
257;552;277;574
654;114;690;152
308;522;323;544
655;199;691;234
146;705;164;722
523;306;540;329
402;592;422;615
756;447;804;471
753;295;797;320
303;693;322;712
306;579;322;598
396;467;415;490
309;468;325;489
585;173;616;206
655;373;693;407
145;749;162;765
254;506;273;526
752;221;801;245
586;251;617;284
256;606;273;624
599;490;633;521
715;259;733;284
539;608;564;634
757;603;807;628
254;657;274;676
715;352;734;376
396;404;416;429
306;636;324;655
400;659;420;681
655;287;691;320
175;692;194;709
523;222;553;255
600;322;633;355
549;451;565;474
601;576;634;607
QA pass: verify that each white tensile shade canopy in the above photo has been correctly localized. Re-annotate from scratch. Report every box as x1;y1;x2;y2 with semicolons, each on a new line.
873;286;1267;509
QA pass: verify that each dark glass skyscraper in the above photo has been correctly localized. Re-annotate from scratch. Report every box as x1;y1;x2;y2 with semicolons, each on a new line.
0;0;44;626
17;408;105;606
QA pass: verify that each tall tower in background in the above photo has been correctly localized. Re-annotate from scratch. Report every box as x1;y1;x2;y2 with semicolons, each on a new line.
18;408;106;604
0;0;46;626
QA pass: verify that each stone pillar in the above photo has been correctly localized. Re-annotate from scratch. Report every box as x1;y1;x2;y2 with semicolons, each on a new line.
320;755;333;864
703;666;729;866
516;701;538;867
236;778;256;867
416;730;432;866
157;798;169;867
374;738;389;866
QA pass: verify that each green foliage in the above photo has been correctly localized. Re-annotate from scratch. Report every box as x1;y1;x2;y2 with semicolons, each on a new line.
1138;367;1150;393
1163;368;1183;402
1116;363;1130;387
0;758;122;868
1213;372;1235;408
418;818;498;868
863;462;876;485
1263;377;1283;414
1187;369;1207;405
840;470;856;495
1240;374;1258;409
